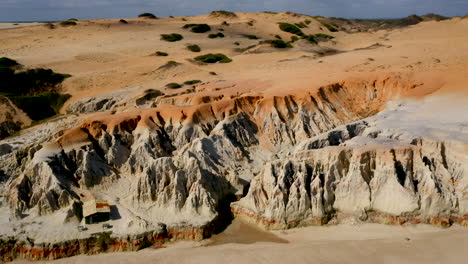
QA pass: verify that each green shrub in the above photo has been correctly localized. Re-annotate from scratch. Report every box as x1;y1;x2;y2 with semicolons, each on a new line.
139;13;158;19
211;10;237;17
67;18;78;21
0;57;19;68
184;80;202;85
194;53;232;63
10;93;71;121
183;24;211;33
161;33;183;42
154;51;168;56
315;33;335;39
291;36;299;42
275;35;282;39
60;20;77;26
187;44;201;52
269;39;292;48
295;22;307;28
119;19;128;24
244;34;258;39
263;11;278;14
208;32;224;38
165;83;182;89
302;34;318;44
305;20;312;25
278;23;304;36
321;22;339;32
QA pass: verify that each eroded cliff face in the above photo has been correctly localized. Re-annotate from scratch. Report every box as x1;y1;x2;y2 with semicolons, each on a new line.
0;76;467;261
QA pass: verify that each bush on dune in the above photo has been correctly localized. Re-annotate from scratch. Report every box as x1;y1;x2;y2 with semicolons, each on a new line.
153;51;168;56
165;83;182;89
0;57;72;121
194;53;232;63
278;23;304;36
184;80;202;85
161;33;184;42
208;32;224;38
60;20;77;26
187;44;201;52
269;39;292;48
138;13;158;19
183;24;211;33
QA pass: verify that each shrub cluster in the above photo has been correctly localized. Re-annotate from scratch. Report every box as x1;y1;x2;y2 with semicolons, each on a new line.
187;44;201;52
315;33;335;39
183;24;211;33
60;19;77;26
243;34;258;39
161;33;183;42
0;57;71;121
208;32;225;38
183;80;202;85
165;83;182;89
139;13;158;19
321;22;339;32
154;51;168;56
278;23;304;36
211;10;237;17
269;40;292;48
194;53;232;63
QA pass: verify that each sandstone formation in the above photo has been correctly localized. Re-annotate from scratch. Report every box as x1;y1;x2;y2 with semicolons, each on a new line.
0;96;31;139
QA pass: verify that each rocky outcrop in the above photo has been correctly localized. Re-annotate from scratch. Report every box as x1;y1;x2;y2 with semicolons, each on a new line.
1;76;466;261
232;139;467;229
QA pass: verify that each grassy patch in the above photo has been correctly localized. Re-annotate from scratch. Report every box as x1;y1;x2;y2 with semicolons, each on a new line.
315;33;335;39
161;33;183;42
211;10;237;17
269;40;292;48
187;44;201;52
302;35;318;44
153;51;168;56
295;22;308;28
194;53;232;63
291;36;299;42
321;22;339;32
183;24;211;33
243;34;258;39
165;83;182;89
0;58;72;121
183;80;202;85
208;32;225;38
60;20;77;26
139;13;158;19
278;23;304;36
10;93;71;120
305;19;312;25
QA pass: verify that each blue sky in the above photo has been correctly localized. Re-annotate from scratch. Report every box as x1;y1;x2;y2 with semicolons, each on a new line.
0;0;467;22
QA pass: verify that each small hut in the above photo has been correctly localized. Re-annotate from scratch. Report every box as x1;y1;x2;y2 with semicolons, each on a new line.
83;199;111;224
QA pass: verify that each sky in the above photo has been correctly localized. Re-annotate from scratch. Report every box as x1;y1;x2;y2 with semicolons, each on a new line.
0;0;467;22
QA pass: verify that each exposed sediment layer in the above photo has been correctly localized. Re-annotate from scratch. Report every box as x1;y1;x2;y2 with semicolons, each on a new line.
0;76;466;261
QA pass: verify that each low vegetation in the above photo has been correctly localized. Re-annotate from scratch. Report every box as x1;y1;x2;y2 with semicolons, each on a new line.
183;24;211;33
183;80;202;85
211;10;237;17
165;83;182;89
0;57;71;121
263;11;278;14
275;35;282;39
291;36;299;42
243;34;258;39
60;20;77;26
138;13;158;19
269;40;293;48
278;23;304;36
153;51;168;56
161;33;183;42
119;19;128;24
295;22;308;28
321;22;339;32
302;35;318;44
315;33;335;39
208;32;225;38
194;53;232;63
187;44;201;52
157;61;180;70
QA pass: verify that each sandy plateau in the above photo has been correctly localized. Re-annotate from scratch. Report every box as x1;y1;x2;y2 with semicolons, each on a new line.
0;11;467;262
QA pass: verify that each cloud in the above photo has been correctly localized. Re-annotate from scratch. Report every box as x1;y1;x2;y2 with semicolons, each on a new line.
0;0;467;21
